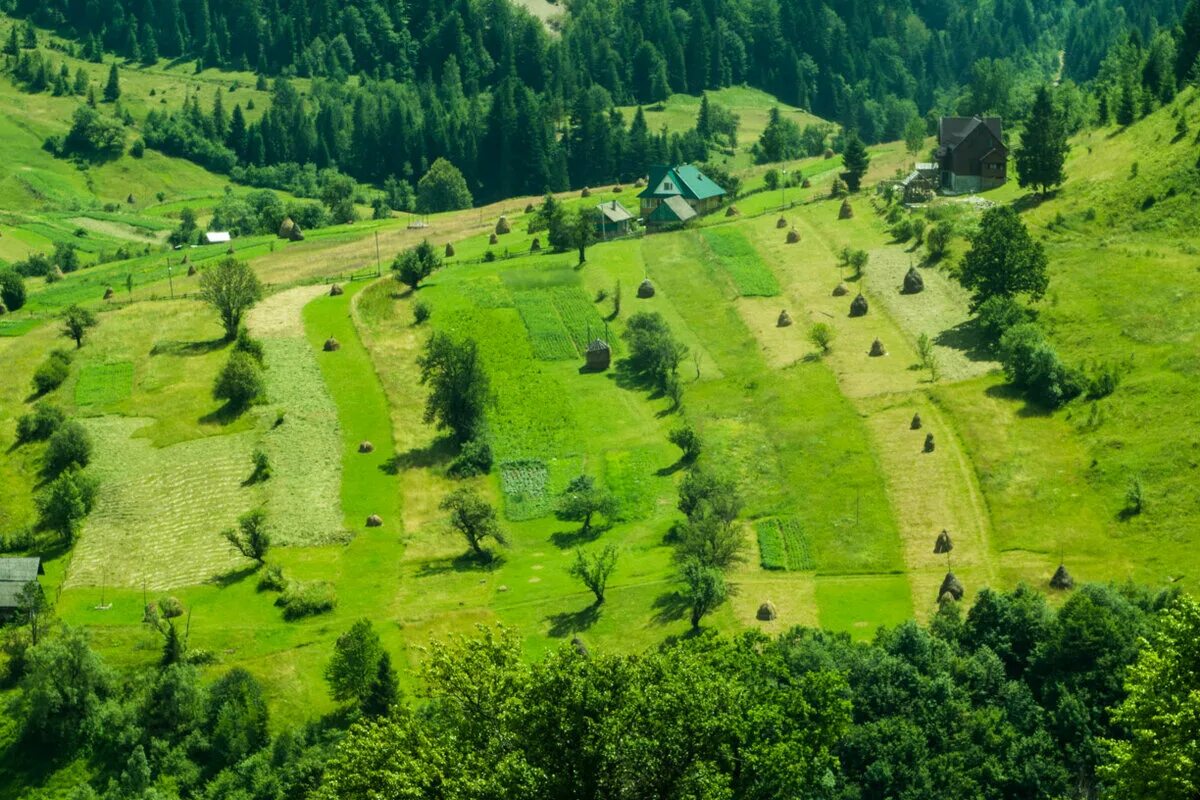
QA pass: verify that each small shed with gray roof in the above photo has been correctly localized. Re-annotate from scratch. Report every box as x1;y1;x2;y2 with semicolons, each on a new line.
0;557;43;611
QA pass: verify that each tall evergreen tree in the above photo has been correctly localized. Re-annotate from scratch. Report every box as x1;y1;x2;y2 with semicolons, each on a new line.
1015;86;1068;195
841;132;870;192
103;63;121;102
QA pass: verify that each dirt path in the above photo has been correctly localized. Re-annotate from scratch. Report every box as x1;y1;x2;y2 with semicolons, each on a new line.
246;284;328;338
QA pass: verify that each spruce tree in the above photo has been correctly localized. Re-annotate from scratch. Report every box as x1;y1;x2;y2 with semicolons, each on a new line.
103;63;121;102
1015;86;1068;195
1116;78;1137;126
21;21;36;49
4;26;19;57
696;93;712;140
841;132;870;192
161;621;184;666
362;652;400;717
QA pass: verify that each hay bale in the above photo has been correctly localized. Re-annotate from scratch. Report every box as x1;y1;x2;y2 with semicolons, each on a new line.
581;186;591;198
613;184;623;193
288;224;304;242
801;177;812;188
849;293;868;317
786;229;801;244
365;514;383;527
923;433;935;453
777;310;793;327
938;571;964;602
823;148;834;159
278;216;296;238
902;266;924;294
495;216;511;235
358;441;374;453
181;254;190;264
524;203;535;214
126;193;136;204
776;217;788;229
323;337;341;352
103;287;115;300
530;237;541;252
186;265;197;277
869;338;886;357
488;232;499;245
329;284;344;296
839;199;854;220
571;635;590;656
637;279;655;298
634;177;646;188
445;242;455;257
910;412;922;430
1050;564;1075;590
934;529;953;554
498;584;509;592
725;205;739;217
756;601;778;621
832;282;849;297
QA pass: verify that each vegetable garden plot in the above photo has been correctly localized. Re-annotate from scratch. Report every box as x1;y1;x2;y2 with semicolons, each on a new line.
700;227;781;297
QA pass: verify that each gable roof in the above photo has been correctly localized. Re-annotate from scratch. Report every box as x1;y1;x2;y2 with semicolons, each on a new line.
648;195;697;224
938;117;1003;149
597;200;633;223
205;231;232;244
0;558;43;608
638;165;726;201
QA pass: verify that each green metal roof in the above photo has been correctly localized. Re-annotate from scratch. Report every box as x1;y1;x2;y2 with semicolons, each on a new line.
638;165;726;201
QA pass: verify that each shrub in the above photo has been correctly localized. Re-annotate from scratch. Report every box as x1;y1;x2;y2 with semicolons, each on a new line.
32;350;72;396
668;424;702;462
16;403;66;443
37;469;98;542
412;299;431;325
975;295;1030;346
213;351;264;409
129;138;145;157
257;564;286;592
1085;361;1123;400
1124;475;1145;516
44;421;92;476
276;581;337;620
248;449;271;482
234;327;265;364
926;220;953;259
0;268;26;312
807;323;834;355
449;437;494;478
998;323;1083;408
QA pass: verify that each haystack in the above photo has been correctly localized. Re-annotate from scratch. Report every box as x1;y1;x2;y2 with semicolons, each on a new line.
934;529;953;554
777;310;793;327
1050;564;1075;590
823;148;834;159
278;217;296;239
756;601;778;621
571;635;590;656
323;337;341;352
786;229;801;244
938;571;964;602
776;217;788;229
801;177;812;188
869;338;886;357
637;279;655;298
126;193;136;204
103;287;114;300
923;433;935;453
365;514;383;527
358;441;374;453
902;266;924;294
495;216;511;235
725;205;739;217
585;339;612;371
524;203;535;214
634;177;647;188
839;199;854;220
613;184;623;193
581;186;591;198
288;224;304;242
910;412;922;430
530;238;542;252
832;282;849;297
186;264;197;276
181;254;190;264
0;301;7;315
488;232;499;245
849;293;868;317
445;242;455;257
329;284;344;296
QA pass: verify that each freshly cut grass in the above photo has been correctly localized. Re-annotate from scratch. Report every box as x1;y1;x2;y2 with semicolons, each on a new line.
700;227;780;297
755;517;814;570
260;338;346;546
70;416;254;589
513;291;576;360
75;361;134;407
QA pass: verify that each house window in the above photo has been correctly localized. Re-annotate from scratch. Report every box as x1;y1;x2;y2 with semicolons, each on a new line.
663;181;673;190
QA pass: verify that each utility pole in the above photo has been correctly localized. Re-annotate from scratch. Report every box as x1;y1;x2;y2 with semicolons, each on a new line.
166;260;174;299
374;231;381;277
781;166;788;210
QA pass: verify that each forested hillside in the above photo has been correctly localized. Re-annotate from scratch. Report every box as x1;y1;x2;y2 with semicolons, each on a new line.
3;0;1190;201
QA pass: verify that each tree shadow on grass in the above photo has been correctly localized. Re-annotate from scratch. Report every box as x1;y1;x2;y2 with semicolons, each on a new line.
384;438;456;474
150;338;227;357
199;402;251;427
607;358;663;396
982;382;1055;419
416;551;505;577
655;457;690;477
550;525;604;549
208;565;259;588
545;602;601;638
651;589;690;625
933;318;995;364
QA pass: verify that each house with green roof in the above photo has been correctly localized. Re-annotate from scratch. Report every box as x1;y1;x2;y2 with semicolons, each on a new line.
638;165;726;230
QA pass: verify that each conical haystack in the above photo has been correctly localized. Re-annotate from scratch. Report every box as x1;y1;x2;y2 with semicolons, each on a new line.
585;338;611;371
530;237;541;252
777;310;793;327
786;229;801;244
776;217;788;229
581;186;591;198
923;433;935;453
323;337;341;352
934;529;953;554
288;224;304;241
495;216;511;235
902;266;924;294
278;217;296;238
329;284;344;296
126;193;136;204
637;279;655;298
103;287;115;300
445;242;455;257
1050;564;1075;590
613;184;623;193
187;264;197;276
910;412;922;430
571;635;589;656
756;601;778;621
634;177;647;188
869;338;886;357
938;571;964;602
849;293;868;317
358;441;374;453
524;203;535;214
488;232;498;245
725;205;739;217
366;514;383;527
801;177;812;188
839;198;854;219
832;282;849;297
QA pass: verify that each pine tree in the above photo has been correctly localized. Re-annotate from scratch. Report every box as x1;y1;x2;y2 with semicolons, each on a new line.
1116;78;1137;126
103;63;121;102
1015;86;1068;195
211;89;228;140
227;103;246;155
161;621;184;666
841;132;870;192
21;21;36;49
361;652;400;717
696;93;712;140
139;22;158;64
4;26;19;57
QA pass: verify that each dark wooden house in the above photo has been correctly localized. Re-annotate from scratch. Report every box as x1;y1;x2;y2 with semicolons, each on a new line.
936;117;1007;194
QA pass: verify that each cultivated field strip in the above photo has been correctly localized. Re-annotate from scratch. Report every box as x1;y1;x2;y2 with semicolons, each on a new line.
68;417;253;589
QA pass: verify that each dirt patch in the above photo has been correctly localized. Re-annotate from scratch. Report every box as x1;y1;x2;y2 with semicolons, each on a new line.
246;285;328;339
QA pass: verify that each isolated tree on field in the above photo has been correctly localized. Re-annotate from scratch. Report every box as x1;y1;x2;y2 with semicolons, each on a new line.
1016;86;1069;195
224;508;270;565
38;469;96;543
0;267;26;311
416;157;473;213
103;62;120;102
60;304;97;348
213;351;264;409
417;332;491;443
570;207;598;264
44;421;93;476
677;465;742;528
668;423;702;462
392;240;442;291
622;312;688;390
199;257;263;341
569;544;619;605
904;117;926;154
441;488;506;559
841;132;870;192
926;220;953;260
556;475;618;536
680;558;728;631
326;619;385;709
960;206;1048;310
